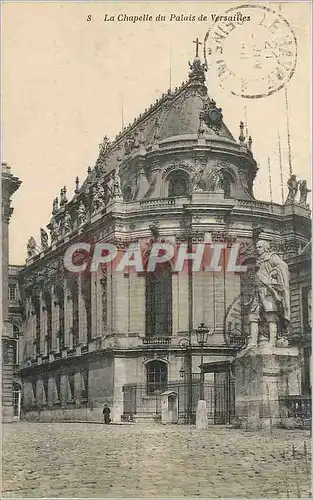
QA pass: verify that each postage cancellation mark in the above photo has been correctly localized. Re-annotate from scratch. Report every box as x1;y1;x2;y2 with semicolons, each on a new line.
203;4;298;99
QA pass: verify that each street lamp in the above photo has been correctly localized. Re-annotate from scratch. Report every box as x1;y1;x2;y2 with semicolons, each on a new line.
195;322;211;400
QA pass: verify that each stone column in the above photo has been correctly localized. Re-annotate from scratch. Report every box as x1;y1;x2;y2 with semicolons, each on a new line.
51;286;59;352
64;280;73;349
78;275;88;345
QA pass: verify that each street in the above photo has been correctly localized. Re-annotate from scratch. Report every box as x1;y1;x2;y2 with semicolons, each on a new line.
2;422;311;498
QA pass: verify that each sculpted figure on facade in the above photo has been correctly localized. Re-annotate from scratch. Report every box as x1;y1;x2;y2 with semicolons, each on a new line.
92;182;105;213
208;169;225;192
52;197;59;214
27;236;37;258
50;217;59;243
192;163;205;192
63;211;72;236
285;174;299;204
298;180;311;207
107;173;115;200
249;240;290;346
40;228;49;251
77;201;86;227
113;169;123;198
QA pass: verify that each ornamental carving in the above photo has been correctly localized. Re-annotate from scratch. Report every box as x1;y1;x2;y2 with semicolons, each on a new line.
91;182;106;214
2;202;13;223
76;201;87;227
201;99;223;133
162;160;193;179
211;232;237;244
62;212;72;236
191;162;206;192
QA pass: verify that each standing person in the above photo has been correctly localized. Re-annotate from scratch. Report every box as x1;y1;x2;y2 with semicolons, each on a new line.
102;404;111;424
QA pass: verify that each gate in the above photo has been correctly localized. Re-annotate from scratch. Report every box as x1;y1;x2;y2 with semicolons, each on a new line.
122;377;235;424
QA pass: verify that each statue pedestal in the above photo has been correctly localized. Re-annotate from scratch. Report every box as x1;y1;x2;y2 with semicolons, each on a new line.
233;344;302;430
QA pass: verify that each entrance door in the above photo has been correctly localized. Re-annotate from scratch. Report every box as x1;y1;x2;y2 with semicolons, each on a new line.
122;384;137;417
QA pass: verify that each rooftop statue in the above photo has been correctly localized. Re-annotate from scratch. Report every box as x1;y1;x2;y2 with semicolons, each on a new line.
27;236;37;258
77;201;86;227
299;179;311;207
285;174;298;204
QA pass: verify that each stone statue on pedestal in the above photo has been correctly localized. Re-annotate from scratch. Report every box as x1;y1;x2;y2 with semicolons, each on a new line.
248;240;290;347
27;237;37;258
285;174;298;204
298;180;311;207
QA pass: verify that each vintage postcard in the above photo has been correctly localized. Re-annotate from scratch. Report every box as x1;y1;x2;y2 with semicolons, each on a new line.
1;1;312;498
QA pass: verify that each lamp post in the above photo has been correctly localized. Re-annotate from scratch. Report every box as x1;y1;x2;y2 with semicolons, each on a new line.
195;322;211;400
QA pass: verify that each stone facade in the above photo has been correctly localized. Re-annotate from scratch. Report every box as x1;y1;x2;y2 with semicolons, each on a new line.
17;54;311;423
2;163;22;422
288;241;311;394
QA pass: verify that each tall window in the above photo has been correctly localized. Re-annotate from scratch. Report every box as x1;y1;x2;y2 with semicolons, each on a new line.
146;360;168;394
81;275;91;343
33;296;41;355
168;171;189;197
44;292;52;354
70;280;79;348
146;263;172;337
56;286;65;350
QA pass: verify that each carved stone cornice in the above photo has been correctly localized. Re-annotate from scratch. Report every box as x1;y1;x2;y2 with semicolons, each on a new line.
2;202;14;223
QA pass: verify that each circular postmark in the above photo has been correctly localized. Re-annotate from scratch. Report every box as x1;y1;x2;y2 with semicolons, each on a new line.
204;4;297;98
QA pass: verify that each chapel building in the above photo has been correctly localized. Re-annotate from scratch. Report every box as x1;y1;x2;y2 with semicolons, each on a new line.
17;51;311;423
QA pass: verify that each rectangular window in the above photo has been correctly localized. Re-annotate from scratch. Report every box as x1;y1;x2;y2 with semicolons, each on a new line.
9;283;17;301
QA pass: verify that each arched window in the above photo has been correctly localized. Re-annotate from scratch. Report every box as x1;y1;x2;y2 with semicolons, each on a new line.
146;263;172;337
123;186;132;202
146;360;168;394
55;285;64;351
69;279;79;348
168;171;190;197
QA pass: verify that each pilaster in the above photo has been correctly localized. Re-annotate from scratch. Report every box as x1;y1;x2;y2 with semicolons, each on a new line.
78;275;88;345
90;271;97;338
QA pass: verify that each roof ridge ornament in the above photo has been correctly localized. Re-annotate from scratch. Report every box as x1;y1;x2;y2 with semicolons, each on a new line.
188;38;207;84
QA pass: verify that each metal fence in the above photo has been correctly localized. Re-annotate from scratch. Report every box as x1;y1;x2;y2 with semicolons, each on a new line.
122;377;235;424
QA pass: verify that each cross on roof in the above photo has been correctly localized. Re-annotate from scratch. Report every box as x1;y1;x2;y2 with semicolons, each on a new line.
193;37;202;58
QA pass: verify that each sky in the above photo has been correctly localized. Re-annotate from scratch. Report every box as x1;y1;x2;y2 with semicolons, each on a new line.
2;1;311;264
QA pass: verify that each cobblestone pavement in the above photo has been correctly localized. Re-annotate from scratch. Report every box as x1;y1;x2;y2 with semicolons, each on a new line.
2;422;311;498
